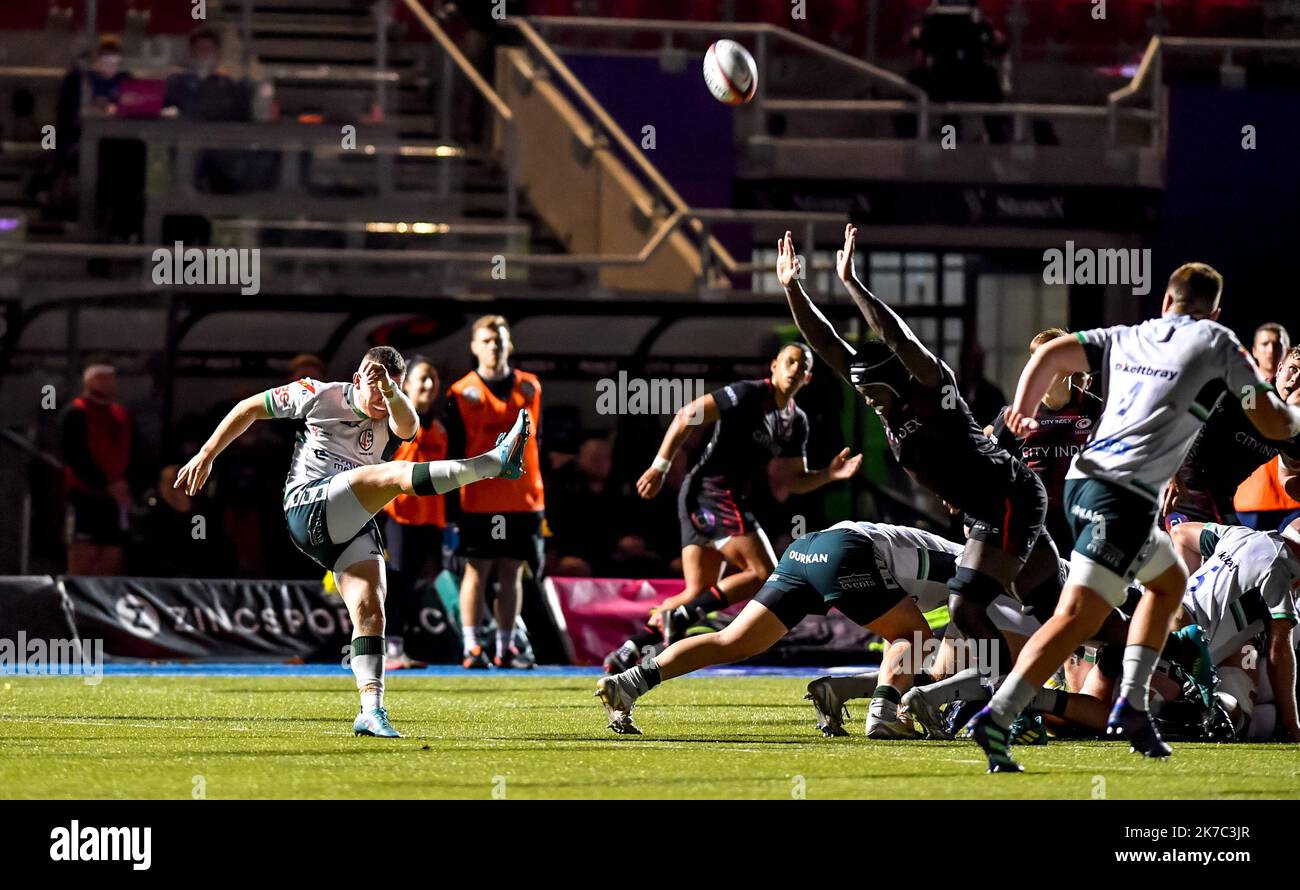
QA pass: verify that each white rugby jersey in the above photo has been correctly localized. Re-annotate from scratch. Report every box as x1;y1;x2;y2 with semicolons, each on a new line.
1069;316;1268;499
832;521;962;612
1184;523;1300;659
262;378;408;496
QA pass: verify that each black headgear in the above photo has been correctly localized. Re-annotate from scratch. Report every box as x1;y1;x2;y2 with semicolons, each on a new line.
848;341;912;400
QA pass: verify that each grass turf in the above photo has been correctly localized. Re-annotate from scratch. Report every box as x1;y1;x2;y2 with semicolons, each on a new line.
2;674;1298;799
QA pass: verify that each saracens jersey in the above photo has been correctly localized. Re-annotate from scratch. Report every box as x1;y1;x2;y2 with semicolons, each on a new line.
993;385;1102;509
263;378;408;497
1070;316;1269;500
878;361;1018;515
689;379;809;498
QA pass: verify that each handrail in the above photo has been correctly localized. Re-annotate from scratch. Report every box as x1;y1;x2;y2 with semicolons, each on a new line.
397;0;517;218
0;429;64;471
398;0;512;122
1105;35;1300;143
513;17;741;275
0;207;850;271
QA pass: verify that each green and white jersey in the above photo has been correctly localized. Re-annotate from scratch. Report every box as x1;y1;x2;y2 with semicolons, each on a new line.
1184;523;1300;661
1069;316;1268;500
831;521;962;612
262;378;407;498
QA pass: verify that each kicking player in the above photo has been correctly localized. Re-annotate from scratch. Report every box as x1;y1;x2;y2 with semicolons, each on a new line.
175;347;530;737
1164;345;1300;524
969;262;1300;771
991;327;1103;553
595;520;935;737
780;226;1062;680
602;342;861;673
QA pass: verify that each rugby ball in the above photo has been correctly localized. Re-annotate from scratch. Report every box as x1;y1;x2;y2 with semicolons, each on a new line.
703;39;757;105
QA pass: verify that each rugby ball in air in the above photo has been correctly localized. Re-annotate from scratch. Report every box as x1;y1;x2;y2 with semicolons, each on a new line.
703;39;757;105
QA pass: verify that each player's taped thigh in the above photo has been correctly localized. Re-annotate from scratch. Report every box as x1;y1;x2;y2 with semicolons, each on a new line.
331;533;384;581
1065;550;1132;608
326;473;379;544
1133;528;1180;585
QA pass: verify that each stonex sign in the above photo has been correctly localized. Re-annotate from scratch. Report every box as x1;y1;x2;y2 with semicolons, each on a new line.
49;822;151;870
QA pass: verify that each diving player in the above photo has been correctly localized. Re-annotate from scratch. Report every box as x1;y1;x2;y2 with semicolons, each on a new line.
780;226;1063;682
800;522;1045;738
595;519;936;737
175;347;530;738
601;342;861;673
969;262;1300;771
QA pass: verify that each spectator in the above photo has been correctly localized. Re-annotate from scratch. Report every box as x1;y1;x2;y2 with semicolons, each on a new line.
61;360;136;575
163;28;250;122
545;435;620;572
1252;322;1291;379
958;340;1007;428
904;1;1008;142
52;36;142;233
129;464;234;577
382;357;449;669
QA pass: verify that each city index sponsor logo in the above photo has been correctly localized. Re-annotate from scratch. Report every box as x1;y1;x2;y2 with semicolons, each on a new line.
789;550;830;564
1234;430;1281;458
1113;361;1177;380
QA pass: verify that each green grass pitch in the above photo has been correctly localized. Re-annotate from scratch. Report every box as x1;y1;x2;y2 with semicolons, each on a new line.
3;674;1299;799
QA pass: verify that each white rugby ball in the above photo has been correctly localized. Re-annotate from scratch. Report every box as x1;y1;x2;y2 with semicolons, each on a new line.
703;39;757;105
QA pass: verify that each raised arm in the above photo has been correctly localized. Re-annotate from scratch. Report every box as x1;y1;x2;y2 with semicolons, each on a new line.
175;393;269;495
635;392;721;499
834;223;941;389
1003;334;1088;436
777;231;856;382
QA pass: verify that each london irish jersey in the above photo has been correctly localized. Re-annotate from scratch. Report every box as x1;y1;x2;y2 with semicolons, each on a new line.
831;520;963;612
1070;316;1269;500
263;378;409;497
1184;523;1300;657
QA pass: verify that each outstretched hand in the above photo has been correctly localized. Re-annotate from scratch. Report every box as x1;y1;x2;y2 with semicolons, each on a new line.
174;451;214;496
835;223;858;284
776;230;803;289
826;447;862;481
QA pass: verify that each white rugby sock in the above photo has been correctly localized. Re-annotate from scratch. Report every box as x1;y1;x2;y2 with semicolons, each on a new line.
350;635;385;711
463;625;480;654
1119;644;1160;711
496;628;513;657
